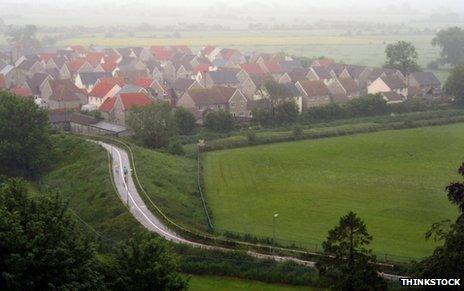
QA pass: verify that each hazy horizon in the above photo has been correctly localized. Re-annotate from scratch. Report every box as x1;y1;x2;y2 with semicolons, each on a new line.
1;0;464;27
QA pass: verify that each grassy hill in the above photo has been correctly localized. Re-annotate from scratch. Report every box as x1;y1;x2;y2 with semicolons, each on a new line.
131;145;208;232
41;135;142;242
203;123;464;261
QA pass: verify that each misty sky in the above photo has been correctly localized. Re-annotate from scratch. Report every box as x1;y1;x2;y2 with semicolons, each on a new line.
1;0;463;27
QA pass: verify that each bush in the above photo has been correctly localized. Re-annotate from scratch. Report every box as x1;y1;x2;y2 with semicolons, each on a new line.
167;137;185;155
204;110;234;133
246;130;257;145
293;125;303;138
174;107;197;135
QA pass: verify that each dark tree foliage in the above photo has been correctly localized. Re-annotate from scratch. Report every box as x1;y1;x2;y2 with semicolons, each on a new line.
111;233;188;291
444;63;464;106
415;163;464;278
0;178;103;290
432;27;464;66
174;107;197;135
0;91;52;179
127;103;177;149
301;94;388;124
384;41;420;75
204;110;234;133
317;211;386;291
253;100;299;127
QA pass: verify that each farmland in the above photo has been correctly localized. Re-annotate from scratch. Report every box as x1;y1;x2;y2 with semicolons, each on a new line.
59;31;449;81
188;275;320;291
203;123;464;260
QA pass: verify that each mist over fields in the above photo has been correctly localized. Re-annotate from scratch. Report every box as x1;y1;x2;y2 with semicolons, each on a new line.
1;0;463;27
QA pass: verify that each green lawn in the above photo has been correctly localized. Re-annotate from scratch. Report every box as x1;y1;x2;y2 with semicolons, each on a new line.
188;275;319;291
131;145;208;231
42;135;142;242
203;123;464;261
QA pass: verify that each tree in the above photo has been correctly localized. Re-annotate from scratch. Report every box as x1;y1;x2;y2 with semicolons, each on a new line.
0;178;104;290
346;94;389;117
317;211;386;291
127;103;177;149
174;107;196;135
0;91;52;179
204;110;234;133
274;100;299;125
112;233;188;290
384;41;420;75
415;163;464;278
6;24;41;48
444;63;464;105
432;27;464;66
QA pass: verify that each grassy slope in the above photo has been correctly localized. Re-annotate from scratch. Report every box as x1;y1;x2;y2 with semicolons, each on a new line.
42;135;142;242
203;123;464;260
131;145;208;231
188;275;320;291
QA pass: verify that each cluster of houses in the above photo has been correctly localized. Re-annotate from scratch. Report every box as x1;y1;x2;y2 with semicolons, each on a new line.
0;43;443;133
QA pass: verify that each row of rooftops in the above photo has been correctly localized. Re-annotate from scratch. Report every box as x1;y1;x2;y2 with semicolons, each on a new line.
0;44;443;119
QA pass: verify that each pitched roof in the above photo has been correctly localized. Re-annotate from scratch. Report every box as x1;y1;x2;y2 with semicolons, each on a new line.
70;112;99;125
99;61;118;72
0;74;6;89
116;70;148;83
98;77;125;87
262;61;283;74
279;60;303;72
48;79;84;101
89;81;119;98
11;87;32;97
381;75;406;90
298;80;330;97
117;84;146;95
193;64;211;75
119;93;152;110
68;45;87;54
337;77;359;94
187;86;237;105
99;97;116;112
66;58;87;73
240;63;266;75
311;66;332;79
207;70;239;85
312;58;335;67
289;68;310;82
134;77;155;89
26;73;50;96
202;45;217;56
78;71;112;87
367;68;398;81
344;64;368;79
17;59;38;70
172;78;196;91
410;72;441;86
382;91;404;102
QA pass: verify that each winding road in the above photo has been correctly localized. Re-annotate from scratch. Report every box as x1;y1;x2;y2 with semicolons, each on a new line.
97;141;403;281
98;141;316;267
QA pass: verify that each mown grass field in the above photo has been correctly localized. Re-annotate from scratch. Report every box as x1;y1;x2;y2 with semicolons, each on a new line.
188;275;320;291
42;135;142;242
203;123;464;260
131;145;208;231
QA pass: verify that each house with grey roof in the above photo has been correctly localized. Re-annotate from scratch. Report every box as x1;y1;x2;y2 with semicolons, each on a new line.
408;72;441;98
75;71;112;91
204;70;240;87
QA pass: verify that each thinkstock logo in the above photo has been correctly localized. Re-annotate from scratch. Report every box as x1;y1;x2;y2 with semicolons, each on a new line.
400;278;461;287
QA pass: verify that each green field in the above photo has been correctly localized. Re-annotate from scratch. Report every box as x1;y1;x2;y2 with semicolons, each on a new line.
203;123;464;260
188;275;319;291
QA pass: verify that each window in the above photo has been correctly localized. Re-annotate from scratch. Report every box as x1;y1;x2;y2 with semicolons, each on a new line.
230;101;235;108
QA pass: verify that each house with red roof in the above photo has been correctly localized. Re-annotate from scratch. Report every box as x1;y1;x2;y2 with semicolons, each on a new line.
66;58;94;78
133;77;166;99
0;74;6;90
10;87;32;98
41;79;87;110
296;80;331;109
112;92;152;125
67;45;87;57
88;81;121;107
